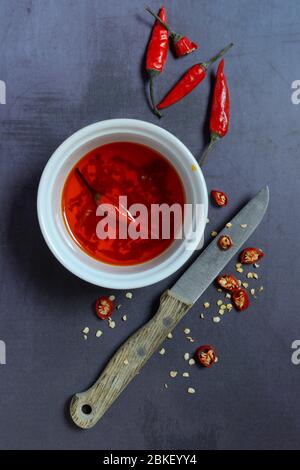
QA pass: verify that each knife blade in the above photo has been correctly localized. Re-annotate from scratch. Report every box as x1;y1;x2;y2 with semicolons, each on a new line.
70;186;269;429
171;185;269;303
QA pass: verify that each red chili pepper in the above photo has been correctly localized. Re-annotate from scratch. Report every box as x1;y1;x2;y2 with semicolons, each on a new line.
157;43;233;110
196;345;217;368
146;6;169;117
218;235;233;251
95;296;113;320
211;190;228;207
217;274;240;291
232;288;249;311
146;6;198;58
200;59;230;165
240;247;264;264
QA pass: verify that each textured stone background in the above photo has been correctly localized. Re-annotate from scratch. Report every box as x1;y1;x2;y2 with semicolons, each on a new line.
0;0;299;450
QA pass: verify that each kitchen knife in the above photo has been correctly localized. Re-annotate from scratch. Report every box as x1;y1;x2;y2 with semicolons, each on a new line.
70;186;269;429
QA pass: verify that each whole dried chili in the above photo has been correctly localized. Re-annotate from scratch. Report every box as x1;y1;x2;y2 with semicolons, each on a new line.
157;43;233;110
200;59;230;165
145;6;198;58
146;6;169;117
211;189;228;207
240;247;264;264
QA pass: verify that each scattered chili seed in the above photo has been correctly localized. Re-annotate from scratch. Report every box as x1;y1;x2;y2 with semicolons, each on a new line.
240;224;248;229
203;302;210;308
189;358;196;366
125;292;133;299
184;328;191;334
218;234;233;250
123;359;129;365
159;348;166;355
211;190;229;207
184;353;190;361
211;230;218;237
108;318;116;329
247;272;253;279
200;313;205;319
95;330;103;338
82;327;89;335
226;222;232;228
242;282;249;288
170;371;178;378
213;316;221;323
122;315;127;322
232;288;250;311
191;164;197;172
167;332;173;339
109;295;116;301
188;387;196;394
240;247;264;264
183;372;189;378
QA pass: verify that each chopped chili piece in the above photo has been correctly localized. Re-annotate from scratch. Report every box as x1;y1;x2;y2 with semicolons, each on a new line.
218;235;233;251
146;6;169;117
240;247;264;264
95;296;114;320
232;288;249;311
211;190;228;207
157;43;233;110
217;274;240;291
200;59;231;165
196;345;216;368
145;6;198;58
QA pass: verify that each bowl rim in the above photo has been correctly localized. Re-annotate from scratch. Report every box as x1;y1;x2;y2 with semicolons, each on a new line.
37;118;208;288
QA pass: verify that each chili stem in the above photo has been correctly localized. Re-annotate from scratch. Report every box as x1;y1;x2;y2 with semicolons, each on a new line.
149;76;162;118
203;42;234;70
145;6;172;33
199;134;219;166
75;168;101;202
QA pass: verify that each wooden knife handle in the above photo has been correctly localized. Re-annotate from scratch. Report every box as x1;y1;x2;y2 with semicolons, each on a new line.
70;290;192;429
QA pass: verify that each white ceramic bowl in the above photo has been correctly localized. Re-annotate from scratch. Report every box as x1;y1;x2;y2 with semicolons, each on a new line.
37;119;208;289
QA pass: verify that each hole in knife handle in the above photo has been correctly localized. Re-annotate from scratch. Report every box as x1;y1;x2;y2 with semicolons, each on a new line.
81;404;92;415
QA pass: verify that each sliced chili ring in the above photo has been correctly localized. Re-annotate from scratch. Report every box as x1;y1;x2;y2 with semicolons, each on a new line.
95;296;113;319
218;234;233;251
232;288;249;311
211;190;228;207
217;274;240;291
240;247;264;264
196;345;217;368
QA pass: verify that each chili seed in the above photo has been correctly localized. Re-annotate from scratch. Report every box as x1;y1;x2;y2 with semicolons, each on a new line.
170;371;178;378
211;231;218;237
184;353;190;361
189;358;196;366
188;387;196;394
125;292;133;299
203;302;210;309
95;330;103;338
82;327;89;335
184;328;191;334
159;348;166;355
213;316;221;323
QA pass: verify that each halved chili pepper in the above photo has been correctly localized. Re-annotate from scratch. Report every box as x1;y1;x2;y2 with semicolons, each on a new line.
146;6;169;117
146;6;198;58
218;235;233;251
157;43;233;110
217;274;240;291
200;59;230;165
196;345;217;368
232;288;249;311
95;296;114;320
240;247;264;264
211;190;228;207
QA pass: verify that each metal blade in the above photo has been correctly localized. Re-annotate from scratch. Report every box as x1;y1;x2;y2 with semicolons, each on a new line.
170;186;269;304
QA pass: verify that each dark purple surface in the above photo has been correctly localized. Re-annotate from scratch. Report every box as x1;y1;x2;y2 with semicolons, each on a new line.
0;0;299;450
